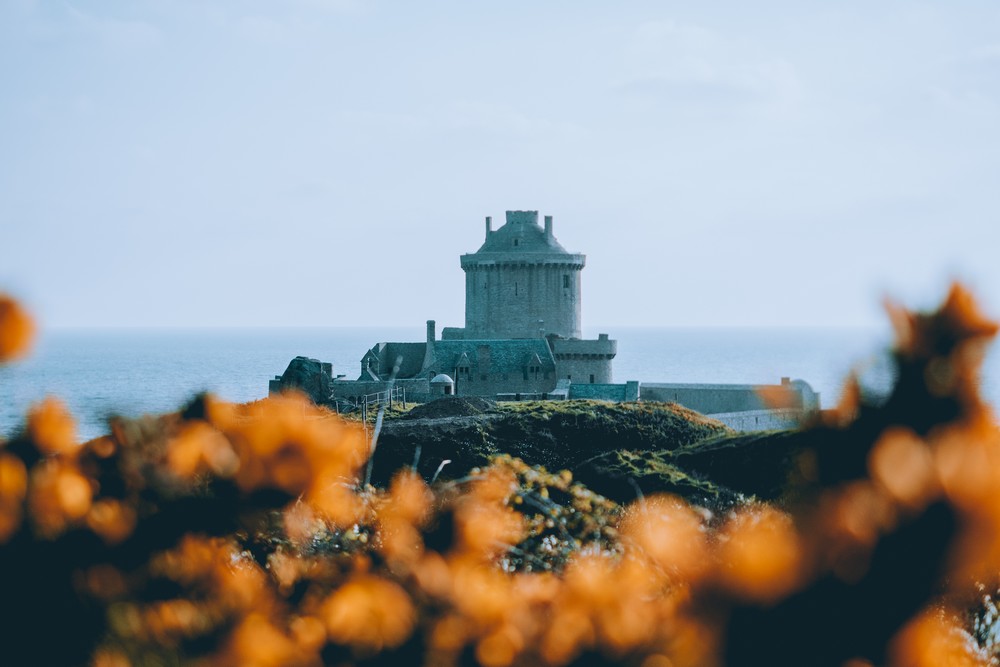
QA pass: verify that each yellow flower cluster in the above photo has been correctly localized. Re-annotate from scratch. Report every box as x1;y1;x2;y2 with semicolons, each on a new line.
1;286;1000;666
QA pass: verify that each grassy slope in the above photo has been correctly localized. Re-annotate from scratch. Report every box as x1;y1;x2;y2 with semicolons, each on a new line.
367;398;786;507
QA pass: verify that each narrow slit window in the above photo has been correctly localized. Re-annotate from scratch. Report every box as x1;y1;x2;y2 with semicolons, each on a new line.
563;275;570;289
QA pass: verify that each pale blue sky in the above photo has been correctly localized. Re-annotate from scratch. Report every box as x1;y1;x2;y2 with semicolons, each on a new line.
2;1;998;329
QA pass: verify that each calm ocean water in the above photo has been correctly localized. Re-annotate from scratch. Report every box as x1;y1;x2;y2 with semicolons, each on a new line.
2;326;999;441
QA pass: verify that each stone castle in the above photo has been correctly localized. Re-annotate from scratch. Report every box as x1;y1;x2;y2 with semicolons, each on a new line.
271;210;819;431
339;210;615;399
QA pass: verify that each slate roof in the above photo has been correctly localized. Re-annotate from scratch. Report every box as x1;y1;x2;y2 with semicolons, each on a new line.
383;343;426;378
360;338;556;380
430;339;556;375
361;342;426;380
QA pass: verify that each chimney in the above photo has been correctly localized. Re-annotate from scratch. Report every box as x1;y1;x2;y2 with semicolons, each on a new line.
485;216;492;239
544;215;553;237
422;320;436;372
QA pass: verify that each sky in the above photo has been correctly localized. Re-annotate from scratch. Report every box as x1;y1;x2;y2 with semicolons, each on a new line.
1;0;999;330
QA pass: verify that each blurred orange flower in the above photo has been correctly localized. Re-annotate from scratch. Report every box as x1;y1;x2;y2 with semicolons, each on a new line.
715;506;803;603
28;396;78;457
890;608;986;667
621;494;708;582
320;574;416;652
0;294;34;362
28;459;93;537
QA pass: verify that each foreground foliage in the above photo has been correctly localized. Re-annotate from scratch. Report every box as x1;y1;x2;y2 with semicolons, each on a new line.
1;285;1000;666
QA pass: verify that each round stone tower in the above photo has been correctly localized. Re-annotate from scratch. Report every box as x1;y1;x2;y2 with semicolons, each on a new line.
460;210;585;339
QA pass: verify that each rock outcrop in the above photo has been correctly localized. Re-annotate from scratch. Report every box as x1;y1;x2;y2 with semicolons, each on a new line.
274;356;333;405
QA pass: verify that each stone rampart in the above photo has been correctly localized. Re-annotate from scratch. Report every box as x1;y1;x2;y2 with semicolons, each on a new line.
707;409;804;432
639;380;819;415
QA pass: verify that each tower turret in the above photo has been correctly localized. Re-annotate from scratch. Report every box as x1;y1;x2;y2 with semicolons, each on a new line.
459;210;584;339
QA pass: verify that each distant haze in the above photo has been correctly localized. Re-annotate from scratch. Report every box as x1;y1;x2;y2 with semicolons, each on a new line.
2;1;998;330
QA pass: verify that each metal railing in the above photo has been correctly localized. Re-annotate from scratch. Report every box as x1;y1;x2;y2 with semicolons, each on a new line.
359;385;406;422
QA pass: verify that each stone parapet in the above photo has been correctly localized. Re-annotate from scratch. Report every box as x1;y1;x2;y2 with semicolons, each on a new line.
460;254;586;269
550;337;617;359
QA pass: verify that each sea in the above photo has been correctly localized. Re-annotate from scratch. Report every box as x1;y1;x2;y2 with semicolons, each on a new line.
3;326;1000;442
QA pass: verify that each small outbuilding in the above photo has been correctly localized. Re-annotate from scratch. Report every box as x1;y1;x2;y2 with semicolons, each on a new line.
430;373;455;396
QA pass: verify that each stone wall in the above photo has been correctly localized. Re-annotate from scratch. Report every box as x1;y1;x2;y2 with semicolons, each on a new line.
639;380;819;415
708;409;804;432
640;384;768;413
568;381;640;402
452;370;556;398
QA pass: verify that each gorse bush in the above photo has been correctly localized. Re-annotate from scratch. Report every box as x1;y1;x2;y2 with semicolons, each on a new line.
1;285;999;666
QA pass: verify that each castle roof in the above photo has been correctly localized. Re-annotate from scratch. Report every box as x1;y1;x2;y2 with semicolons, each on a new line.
361;342;426;380
462;211;587;267
360;338;557;381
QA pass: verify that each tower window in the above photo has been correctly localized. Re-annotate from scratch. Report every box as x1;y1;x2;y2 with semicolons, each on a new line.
515;282;518;296
514;239;519;247
590;374;595;384
563;275;570;288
